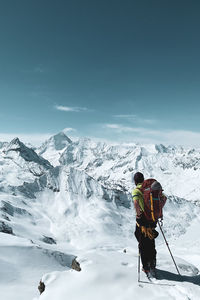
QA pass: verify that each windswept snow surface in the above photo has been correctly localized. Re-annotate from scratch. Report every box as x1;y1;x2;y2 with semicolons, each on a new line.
0;134;200;299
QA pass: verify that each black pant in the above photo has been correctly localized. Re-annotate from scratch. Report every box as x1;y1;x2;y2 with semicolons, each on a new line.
135;225;156;270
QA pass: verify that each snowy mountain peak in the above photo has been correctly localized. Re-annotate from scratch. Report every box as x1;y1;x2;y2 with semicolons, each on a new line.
5;137;32;154
39;132;72;153
6;137;36;152
4;137;51;168
37;132;73;166
8;137;23;149
51;132;72;150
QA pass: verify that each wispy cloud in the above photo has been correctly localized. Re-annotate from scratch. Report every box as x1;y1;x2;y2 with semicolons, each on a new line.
114;114;156;124
106;124;121;129
55;105;91;112
104;123;200;147
104;124;158;135
62;127;77;133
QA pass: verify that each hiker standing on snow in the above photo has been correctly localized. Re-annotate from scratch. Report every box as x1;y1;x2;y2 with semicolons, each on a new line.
132;172;167;277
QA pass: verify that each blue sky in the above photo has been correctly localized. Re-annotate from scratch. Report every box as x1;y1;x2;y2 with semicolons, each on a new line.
0;0;200;146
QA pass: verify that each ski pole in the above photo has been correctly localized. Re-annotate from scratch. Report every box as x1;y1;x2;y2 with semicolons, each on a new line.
158;220;181;276
138;227;142;283
138;248;141;282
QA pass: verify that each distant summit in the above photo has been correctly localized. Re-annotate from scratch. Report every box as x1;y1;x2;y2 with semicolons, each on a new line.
4;137;52;169
39;132;72;154
49;132;72;151
37;132;72;166
6;137;22;150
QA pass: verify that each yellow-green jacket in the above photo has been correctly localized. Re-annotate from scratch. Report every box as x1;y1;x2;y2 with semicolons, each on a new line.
132;183;144;219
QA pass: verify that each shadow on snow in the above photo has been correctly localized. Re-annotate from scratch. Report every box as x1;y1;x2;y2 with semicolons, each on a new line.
156;269;200;286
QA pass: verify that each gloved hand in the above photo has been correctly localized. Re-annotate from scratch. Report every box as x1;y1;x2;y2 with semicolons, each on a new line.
141;226;158;240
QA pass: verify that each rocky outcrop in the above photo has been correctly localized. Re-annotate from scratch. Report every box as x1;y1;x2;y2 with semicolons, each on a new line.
71;258;81;272
42;236;56;245
0;221;13;234
38;280;45;295
0;201;31;217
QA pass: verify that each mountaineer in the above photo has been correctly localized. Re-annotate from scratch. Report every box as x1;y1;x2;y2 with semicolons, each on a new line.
132;172;167;278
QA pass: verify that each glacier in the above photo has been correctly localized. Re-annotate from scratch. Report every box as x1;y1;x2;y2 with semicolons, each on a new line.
0;132;200;299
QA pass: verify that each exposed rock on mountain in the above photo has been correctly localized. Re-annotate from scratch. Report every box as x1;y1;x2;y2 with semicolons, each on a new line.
0;220;13;234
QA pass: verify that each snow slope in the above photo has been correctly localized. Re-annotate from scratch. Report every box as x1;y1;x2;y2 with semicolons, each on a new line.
0;134;200;299
38;249;200;300
36;191;200;300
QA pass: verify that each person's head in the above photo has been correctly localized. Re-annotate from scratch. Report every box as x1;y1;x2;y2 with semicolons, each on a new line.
134;172;144;185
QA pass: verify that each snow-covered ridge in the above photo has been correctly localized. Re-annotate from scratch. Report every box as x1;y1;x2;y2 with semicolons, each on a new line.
0;133;200;299
4;137;51;168
37;132;200;201
0;138;52;188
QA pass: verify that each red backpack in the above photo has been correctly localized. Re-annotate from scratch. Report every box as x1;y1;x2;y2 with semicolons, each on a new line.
138;179;163;222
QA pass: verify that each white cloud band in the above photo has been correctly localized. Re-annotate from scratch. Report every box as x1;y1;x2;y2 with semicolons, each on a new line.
55;105;89;112
104;123;200;147
113;114;156;124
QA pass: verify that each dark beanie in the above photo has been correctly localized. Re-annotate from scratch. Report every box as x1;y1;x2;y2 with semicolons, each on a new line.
134;172;144;184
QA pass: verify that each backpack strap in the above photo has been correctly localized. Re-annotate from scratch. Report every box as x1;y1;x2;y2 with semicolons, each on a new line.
150;190;156;222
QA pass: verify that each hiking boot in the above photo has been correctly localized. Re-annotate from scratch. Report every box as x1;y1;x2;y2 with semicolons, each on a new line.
142;267;150;275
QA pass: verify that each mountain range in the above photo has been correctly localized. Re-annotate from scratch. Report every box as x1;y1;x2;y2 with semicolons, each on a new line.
0;132;200;300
